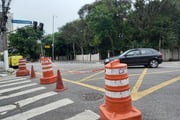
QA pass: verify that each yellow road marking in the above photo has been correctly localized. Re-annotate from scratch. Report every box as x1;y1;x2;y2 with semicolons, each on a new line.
37;68;180;101
131;68;148;94
132;76;180;101
83;69;180;81
63;78;105;92
88;77;104;81
78;70;104;82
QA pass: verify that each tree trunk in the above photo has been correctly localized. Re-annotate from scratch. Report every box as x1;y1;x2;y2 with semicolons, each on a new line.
72;42;76;59
109;36;115;56
80;46;84;61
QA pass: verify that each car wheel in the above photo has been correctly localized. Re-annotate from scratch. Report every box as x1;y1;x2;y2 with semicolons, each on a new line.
149;59;159;68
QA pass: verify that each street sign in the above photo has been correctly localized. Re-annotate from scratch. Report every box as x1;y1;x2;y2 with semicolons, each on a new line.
11;19;32;24
44;45;51;48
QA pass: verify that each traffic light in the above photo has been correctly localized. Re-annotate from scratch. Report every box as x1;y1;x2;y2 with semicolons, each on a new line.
39;23;44;31
33;21;38;29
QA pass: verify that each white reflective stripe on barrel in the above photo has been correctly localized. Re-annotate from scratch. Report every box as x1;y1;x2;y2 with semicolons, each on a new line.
105;79;129;87
105;90;130;98
19;65;26;67
41;60;51;63
106;68;127;75
42;64;52;68
42;68;53;72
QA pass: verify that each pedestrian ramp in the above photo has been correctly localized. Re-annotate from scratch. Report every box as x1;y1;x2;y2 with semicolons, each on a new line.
0;76;100;120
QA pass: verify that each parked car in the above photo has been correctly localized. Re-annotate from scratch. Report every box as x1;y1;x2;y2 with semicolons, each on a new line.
104;48;163;68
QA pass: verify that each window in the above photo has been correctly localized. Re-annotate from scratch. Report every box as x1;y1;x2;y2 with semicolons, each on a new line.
141;49;153;55
127;50;140;56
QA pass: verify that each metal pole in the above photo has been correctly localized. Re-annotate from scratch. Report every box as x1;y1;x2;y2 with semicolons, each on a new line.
52;16;54;61
2;31;8;70
1;0;11;71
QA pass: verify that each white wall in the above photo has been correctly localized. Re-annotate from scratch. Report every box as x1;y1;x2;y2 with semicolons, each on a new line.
160;49;180;61
75;53;100;61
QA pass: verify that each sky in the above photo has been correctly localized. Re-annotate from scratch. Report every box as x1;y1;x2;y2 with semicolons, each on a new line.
10;0;95;34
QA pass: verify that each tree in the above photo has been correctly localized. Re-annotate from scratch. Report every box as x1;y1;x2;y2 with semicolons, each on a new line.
60;19;94;61
8;26;43;60
60;22;77;58
129;0;180;49
56;0;180;60
79;0;132;58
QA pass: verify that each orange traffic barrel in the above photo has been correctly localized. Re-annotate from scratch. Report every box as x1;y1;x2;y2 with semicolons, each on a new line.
40;57;57;84
16;59;30;76
99;59;142;120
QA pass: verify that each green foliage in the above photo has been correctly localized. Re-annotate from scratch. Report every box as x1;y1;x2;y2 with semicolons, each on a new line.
8;0;180;60
8;26;43;60
57;0;180;59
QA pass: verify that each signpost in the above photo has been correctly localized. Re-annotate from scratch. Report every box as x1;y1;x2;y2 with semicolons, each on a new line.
44;45;51;48
11;19;32;24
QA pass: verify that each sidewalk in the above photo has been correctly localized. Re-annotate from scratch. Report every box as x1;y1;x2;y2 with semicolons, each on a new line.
0;67;15;77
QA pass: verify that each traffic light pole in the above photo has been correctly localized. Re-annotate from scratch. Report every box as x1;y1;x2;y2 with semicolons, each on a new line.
2;31;8;70
52;16;55;61
1;0;12;71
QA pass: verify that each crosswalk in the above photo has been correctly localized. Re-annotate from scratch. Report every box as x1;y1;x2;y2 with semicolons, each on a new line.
0;75;99;120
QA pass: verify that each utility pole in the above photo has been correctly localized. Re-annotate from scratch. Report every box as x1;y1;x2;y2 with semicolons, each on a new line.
52;16;55;61
0;0;12;71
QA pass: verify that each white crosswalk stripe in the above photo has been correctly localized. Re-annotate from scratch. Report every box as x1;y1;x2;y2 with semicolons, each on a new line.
0;83;37;94
0;87;46;100
0;76;19;81
0;76;100;120
0;80;31;88
65;110;99;120
1;98;74;120
0;78;26;84
0;91;58;113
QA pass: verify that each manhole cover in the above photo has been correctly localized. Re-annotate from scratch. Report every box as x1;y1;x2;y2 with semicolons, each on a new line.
82;92;103;101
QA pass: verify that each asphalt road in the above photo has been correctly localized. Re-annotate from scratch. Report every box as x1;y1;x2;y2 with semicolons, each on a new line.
0;61;180;120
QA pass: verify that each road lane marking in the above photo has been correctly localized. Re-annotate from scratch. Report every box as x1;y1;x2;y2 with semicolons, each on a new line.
172;62;180;65
132;76;180;101
65;110;99;120
0;87;46;100
131;68;148;94
0;92;57;113
0;76;20;81
81;69;180;82
0;80;31;88
0;83;37;94
86;73;141;81
146;69;180;75
78;70;104;82
63;78;105;92
0;78;27;84
2;98;74;120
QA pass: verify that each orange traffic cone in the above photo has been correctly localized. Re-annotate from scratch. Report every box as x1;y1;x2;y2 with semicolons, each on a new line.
99;59;142;120
30;65;36;79
54;70;66;92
